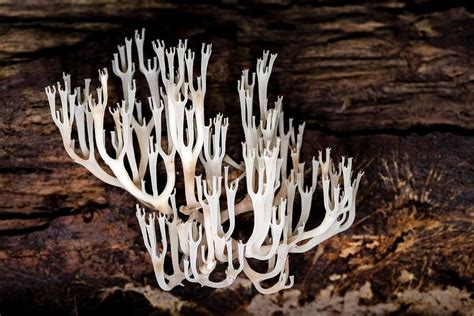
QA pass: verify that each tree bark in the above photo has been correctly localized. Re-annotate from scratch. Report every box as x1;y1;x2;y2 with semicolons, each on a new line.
0;1;472;314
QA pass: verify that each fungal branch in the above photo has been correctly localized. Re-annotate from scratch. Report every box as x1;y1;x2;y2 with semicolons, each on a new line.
45;29;363;294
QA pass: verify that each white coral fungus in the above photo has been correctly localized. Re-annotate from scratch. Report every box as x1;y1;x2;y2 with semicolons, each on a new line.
46;29;363;294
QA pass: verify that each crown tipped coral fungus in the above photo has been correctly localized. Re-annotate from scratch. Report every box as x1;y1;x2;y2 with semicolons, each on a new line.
45;29;363;294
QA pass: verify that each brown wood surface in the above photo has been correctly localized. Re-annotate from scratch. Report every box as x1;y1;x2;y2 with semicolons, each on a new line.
0;1;473;315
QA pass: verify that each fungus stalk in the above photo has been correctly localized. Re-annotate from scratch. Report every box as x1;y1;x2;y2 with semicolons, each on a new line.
46;29;363;294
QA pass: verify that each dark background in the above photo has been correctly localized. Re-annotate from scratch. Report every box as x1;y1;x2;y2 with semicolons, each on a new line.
0;0;473;315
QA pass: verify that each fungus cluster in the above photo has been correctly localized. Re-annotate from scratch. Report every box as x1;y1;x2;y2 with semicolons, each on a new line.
46;29;363;294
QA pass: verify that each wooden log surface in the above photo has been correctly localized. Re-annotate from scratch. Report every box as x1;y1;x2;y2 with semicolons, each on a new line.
0;1;473;314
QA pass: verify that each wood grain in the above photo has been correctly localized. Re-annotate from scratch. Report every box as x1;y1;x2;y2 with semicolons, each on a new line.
0;1;472;314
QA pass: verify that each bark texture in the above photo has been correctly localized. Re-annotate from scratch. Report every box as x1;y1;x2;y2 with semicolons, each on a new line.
0;0;473;315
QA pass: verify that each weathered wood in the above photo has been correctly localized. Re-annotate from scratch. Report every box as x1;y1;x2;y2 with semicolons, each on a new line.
0;0;472;314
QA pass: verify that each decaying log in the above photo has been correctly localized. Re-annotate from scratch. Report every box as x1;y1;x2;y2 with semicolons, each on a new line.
0;1;472;314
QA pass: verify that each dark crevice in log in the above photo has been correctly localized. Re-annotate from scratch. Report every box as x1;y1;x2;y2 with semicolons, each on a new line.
403;1;474;14
304;122;474;137
0;167;54;175
0;203;102;220
0;221;51;236
0;200;111;234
